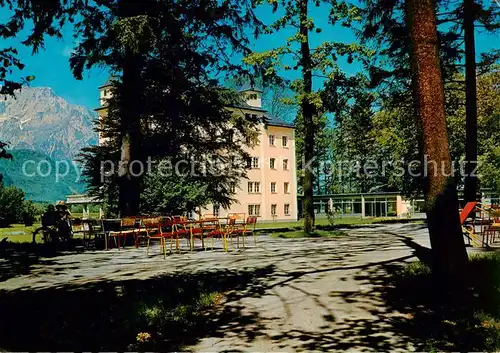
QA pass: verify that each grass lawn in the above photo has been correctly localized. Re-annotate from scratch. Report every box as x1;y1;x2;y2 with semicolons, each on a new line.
271;229;347;238
256;216;421;230
0;269;225;351
0;223;85;243
0;224;37;243
71;212;100;219
389;254;500;351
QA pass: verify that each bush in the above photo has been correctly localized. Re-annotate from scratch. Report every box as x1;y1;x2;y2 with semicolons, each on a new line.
0;184;25;227
22;200;40;226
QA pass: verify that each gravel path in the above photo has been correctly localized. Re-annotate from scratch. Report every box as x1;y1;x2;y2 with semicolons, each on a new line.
1;223;433;351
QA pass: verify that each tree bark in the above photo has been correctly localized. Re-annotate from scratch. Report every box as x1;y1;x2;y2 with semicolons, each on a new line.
117;0;143;217
405;0;468;276
117;51;143;217
463;0;478;203
299;0;315;233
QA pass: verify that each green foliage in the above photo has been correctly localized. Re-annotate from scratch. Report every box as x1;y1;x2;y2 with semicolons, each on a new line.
273;229;346;238
477;69;500;193
21;200;40;226
140;163;212;215
390;254;500;351
0;182;24;227
76;0;263;215
0;1;84;94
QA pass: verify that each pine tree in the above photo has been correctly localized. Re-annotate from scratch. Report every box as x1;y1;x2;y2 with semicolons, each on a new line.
245;0;368;232
360;0;499;201
73;0;263;215
405;0;468;275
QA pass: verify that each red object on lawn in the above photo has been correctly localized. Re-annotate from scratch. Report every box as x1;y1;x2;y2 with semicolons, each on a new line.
460;201;478;225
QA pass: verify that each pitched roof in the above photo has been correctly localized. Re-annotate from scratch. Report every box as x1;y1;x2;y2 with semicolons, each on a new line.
98;76;119;89
237;83;264;93
265;114;294;128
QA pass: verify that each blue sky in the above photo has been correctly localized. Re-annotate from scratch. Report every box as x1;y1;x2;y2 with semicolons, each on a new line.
1;3;498;112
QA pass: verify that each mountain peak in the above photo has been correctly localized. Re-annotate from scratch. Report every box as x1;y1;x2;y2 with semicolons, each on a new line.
0;86;98;160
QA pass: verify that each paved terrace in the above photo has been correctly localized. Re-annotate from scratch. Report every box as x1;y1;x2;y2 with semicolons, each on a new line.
0;223;459;351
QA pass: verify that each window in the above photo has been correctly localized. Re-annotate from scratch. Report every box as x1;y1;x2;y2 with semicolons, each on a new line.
284;204;290;216
271;204;277;215
213;205;220;217
283;159;289;170
252;157;259;168
248;204;261;216
248;182;260;193
246;157;252;168
282;136;288;147
270;158;276;169
230;182;236;193
269;134;275;146
271;182;276;193
284;182;290;194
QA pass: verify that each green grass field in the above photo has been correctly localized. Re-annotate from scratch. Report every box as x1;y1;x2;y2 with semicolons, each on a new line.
1;217;422;243
256;217;397;229
0;224;37;243
0;224;86;243
271;229;347;238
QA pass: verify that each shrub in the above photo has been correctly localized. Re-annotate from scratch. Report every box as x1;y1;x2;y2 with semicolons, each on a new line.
22;200;40;226
0;184;25;227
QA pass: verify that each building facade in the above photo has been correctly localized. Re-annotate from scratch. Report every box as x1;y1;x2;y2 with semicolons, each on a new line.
95;81;298;222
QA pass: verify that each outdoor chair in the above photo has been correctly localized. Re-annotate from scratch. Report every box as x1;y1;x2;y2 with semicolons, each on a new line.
158;217;179;253
200;218;226;251
143;217;170;259
460;202;484;246
243;216;258;246
201;213;218;220
225;213;247;249
106;217;139;250
481;206;500;244
172;215;204;251
81;219;99;248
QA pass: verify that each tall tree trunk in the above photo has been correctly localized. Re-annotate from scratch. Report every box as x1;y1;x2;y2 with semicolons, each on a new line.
118;52;143;217
464;0;478;203
117;0;143;217
299;0;315;233
406;0;468;276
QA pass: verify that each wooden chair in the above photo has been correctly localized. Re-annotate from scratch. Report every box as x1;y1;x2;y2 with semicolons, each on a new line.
107;217;139;250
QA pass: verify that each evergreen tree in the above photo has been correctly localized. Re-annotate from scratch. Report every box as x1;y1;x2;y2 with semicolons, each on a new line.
360;0;499;200
245;0;368;232
74;0;263;215
406;0;468;275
